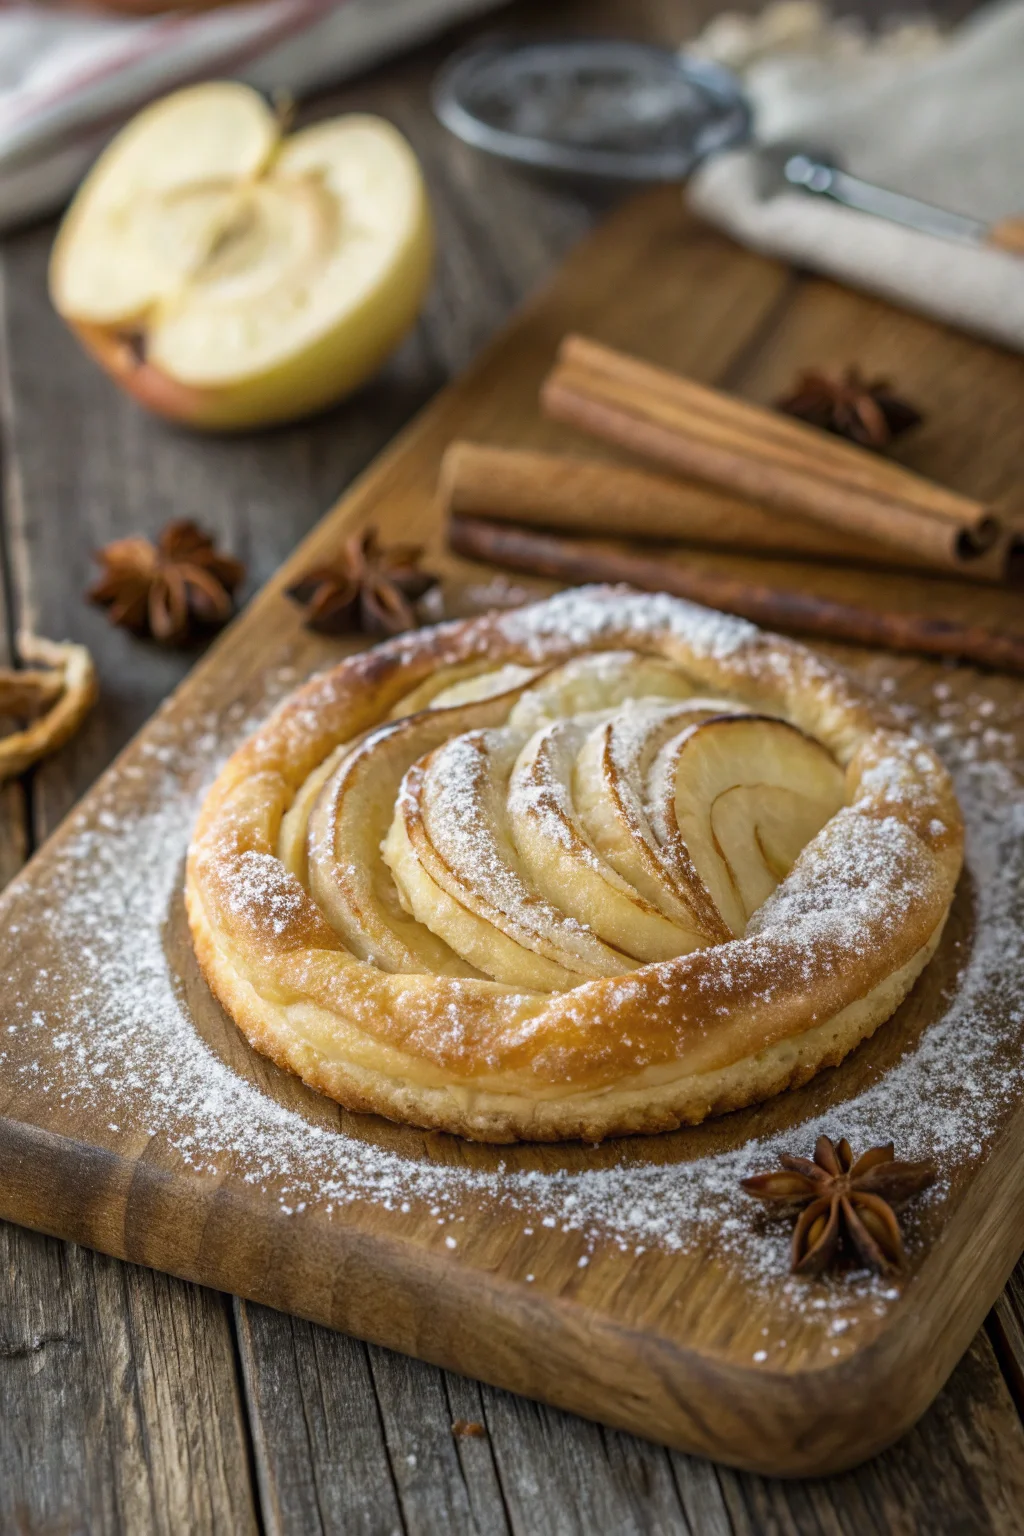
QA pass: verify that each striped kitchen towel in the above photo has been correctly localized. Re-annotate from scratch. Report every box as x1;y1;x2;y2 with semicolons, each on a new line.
0;0;503;230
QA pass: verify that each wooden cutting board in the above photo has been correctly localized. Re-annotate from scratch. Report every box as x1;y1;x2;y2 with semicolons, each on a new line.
2;190;1023;1478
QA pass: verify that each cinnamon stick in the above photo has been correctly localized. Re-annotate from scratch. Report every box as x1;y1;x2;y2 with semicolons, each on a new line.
541;336;1007;578
559;337;978;523
438;442;1014;583
449;516;1024;676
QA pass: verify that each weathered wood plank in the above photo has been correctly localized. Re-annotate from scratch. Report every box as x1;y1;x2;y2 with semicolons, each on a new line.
481;1386;687;1536
0;1227;259;1535
0;251;260;1536
236;1300;406;1536
236;1310;1024;1536
1;1;1022;1532
366;1344;508;1535
991;1260;1024;1418
700;1329;1024;1535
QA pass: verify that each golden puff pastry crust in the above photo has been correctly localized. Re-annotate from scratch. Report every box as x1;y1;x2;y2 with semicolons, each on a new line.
186;586;962;1142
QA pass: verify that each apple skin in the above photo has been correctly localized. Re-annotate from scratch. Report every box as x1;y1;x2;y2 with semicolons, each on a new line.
61;190;434;433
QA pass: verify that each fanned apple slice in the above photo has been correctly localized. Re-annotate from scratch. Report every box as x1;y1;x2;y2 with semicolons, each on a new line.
306;682;534;977
573;697;742;943
49;84;433;430
508;716;702;961
385;661;514;719
384;728;636;990
424;664;546;711
507;650;694;734
279;738;355;888
386;662;546;720
659;715;846;936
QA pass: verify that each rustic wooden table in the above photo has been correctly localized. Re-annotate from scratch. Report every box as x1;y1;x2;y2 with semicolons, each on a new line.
3;1;1024;1531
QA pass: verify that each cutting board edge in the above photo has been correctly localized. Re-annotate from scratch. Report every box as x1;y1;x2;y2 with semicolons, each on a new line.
1;1106;1019;1476
2;188;1023;1475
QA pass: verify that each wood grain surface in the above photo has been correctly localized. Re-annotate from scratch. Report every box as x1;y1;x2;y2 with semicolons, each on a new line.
4;168;1024;1492
2;0;1024;1530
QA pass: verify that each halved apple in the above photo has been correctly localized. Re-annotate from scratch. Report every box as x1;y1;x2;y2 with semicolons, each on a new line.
658;715;846;936
49;83;434;430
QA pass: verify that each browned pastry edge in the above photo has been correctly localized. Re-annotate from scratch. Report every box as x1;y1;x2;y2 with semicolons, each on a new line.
185;587;962;1142
186;905;944;1142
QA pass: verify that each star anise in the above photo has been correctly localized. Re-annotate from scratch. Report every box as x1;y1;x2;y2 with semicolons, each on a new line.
742;1134;936;1276
89;519;245;645
286;527;439;638
776;366;922;449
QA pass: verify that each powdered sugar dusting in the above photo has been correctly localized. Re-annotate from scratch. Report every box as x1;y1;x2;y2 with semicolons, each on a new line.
498;585;757;660
228;850;307;934
746;810;932;965
1;651;1022;1331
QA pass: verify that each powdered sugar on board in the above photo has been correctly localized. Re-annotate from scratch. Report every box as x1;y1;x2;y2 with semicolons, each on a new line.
1;653;1022;1338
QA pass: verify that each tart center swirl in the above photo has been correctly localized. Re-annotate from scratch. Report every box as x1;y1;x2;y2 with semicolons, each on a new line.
188;588;964;1140
299;650;846;992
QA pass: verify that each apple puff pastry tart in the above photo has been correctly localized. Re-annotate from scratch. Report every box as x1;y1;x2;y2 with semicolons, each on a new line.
186;586;962;1142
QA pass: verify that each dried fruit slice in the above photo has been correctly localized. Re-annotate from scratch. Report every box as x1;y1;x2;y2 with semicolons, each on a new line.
656;715;846;936
49;84;433;430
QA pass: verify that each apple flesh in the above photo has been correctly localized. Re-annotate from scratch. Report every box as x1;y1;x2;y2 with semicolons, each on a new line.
658;715;846;936
49;83;434;430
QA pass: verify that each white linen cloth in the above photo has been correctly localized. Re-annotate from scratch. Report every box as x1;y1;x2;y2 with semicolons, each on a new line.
687;0;1024;352
0;0;502;231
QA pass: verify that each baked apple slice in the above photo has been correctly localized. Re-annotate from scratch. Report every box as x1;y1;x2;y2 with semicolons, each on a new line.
572;697;742;945
509;716;697;963
49;83;433;430
507;650;694;734
654;715;846;936
301;678;537;978
384;727;637;991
